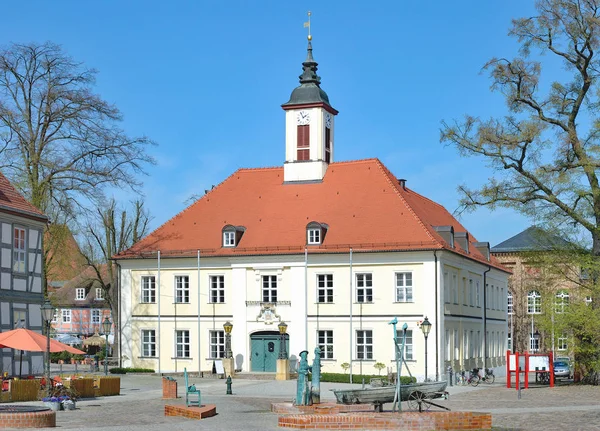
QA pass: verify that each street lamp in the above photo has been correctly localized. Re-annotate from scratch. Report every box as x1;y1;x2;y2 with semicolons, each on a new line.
102;317;111;376
278;321;288;359
420;316;432;382
41;300;54;391
223;321;233;359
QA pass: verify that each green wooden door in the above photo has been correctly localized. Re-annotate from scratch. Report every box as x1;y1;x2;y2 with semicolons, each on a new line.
250;333;280;372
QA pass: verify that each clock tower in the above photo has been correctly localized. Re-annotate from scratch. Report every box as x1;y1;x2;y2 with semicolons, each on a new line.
282;34;338;182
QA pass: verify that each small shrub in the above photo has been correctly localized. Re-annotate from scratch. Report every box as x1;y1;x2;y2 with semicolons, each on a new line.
340;362;350;374
374;362;386;375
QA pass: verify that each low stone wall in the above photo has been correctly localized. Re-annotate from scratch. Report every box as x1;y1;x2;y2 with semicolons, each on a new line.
272;402;373;414
278;411;492;430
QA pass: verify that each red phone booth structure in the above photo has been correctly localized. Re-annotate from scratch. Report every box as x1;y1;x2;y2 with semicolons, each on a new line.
506;350;554;389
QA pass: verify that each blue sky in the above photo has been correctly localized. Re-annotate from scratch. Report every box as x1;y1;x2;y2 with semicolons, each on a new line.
3;1;540;247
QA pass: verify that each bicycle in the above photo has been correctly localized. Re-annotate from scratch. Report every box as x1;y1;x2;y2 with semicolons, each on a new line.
467;368;480;387
479;367;495;384
455;370;468;386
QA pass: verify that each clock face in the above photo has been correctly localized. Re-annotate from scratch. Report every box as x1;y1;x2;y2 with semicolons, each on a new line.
297;110;310;126
325;113;332;128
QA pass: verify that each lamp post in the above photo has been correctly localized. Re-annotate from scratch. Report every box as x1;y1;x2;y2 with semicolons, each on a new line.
420;316;432;382
278;322;288;359
102;317;111;376
223;321;233;359
41;300;54;392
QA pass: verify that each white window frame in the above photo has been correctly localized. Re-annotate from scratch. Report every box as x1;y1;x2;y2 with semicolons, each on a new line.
555;290;569;314
95;288;104;300
356;329;373;360
175;329;191;358
75;288;86;300
209;275;225;303
527;290;542;314
62;309;71;323
91;309;101;324
141;276;156;304
586;296;593;305
557;334;568;351
507;291;513;314
209;330;225;359
175;275;190;304
317;274;333;303
356;273;373;303
317;330;334;359
51;309;59;323
262;275;277;303
141;329;156;357
13;227;26;273
223;231;236;247
530;334;540;352
395;272;413;302
396;329;413;360
307;228;321;245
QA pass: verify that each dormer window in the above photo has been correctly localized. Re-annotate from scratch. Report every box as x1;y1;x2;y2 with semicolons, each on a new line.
75;288;85;300
96;288;104;300
222;225;246;248
306;221;328;245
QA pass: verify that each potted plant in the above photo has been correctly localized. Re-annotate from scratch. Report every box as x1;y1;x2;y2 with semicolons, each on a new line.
42;385;79;410
41;396;62;411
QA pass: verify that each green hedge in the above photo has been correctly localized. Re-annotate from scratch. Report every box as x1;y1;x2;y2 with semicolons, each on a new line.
109;367;155;374
319;373;416;385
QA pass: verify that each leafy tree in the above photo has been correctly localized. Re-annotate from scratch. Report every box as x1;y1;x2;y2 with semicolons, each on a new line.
374;362;386;376
441;0;600;383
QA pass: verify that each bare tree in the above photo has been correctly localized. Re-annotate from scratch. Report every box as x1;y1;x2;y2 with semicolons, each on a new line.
441;0;600;383
0;41;155;217
80;198;152;361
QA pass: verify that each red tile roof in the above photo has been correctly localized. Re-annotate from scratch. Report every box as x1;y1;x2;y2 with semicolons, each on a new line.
116;158;507;271
0;171;47;222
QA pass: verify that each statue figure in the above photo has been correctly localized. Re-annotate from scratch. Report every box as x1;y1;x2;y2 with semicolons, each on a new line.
295;350;312;405
311;347;321;404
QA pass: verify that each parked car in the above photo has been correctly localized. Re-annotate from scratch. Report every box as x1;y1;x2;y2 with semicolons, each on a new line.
553;361;571;379
555;356;573;378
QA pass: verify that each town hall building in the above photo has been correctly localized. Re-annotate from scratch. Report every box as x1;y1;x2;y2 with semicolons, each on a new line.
116;34;510;380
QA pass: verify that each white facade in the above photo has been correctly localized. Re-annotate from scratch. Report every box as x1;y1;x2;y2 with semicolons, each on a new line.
119;248;508;379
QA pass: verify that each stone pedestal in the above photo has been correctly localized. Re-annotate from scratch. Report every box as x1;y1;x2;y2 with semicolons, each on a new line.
223;357;235;377
276;359;290;381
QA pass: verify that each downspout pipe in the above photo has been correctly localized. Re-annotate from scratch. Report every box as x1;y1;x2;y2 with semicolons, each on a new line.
434;250;439;381
115;260;122;368
158;251;161;375
349;248;353;385
483;266;491;370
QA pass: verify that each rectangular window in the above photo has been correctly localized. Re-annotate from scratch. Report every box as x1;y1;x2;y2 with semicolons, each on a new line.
530;334;539;352
262;275;277;303
317;274;333;303
396;329;413;360
469;279;474;306
297;125;310;160
507;292;513;314
141;329;156;357
76;288;86;300
395;272;413;302
13;309;26;328
51;309;58;323
175;330;190;358
325;127;331;163
443;272;449;303
210;330;225;359
557;334;568;351
452;274;458;304
356;273;373;303
141;276;156;303
462;277;468;305
175;275;190;303
317;330;334;359
209;275;225;303
91;309;100;324
307;228;321;244
62;309;71;323
13;227;26;273
500;288;505;311
356;330;373;360
95;288;104;300
476;281;480;307
223;231;235;247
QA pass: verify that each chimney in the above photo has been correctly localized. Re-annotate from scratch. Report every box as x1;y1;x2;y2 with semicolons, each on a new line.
473;242;490;261
398;179;406;190
455;232;470;253
433;225;454;248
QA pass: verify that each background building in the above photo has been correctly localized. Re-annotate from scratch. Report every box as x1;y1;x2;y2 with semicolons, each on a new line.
116;37;510;379
0;172;48;376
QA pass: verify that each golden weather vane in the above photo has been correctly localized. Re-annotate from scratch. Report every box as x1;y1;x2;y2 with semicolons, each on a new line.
303;11;312;40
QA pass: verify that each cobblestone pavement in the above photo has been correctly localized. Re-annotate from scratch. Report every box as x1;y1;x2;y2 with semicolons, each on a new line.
6;374;600;430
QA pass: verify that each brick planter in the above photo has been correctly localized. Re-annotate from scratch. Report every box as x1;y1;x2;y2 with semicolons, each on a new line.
0;406;56;429
162;377;178;399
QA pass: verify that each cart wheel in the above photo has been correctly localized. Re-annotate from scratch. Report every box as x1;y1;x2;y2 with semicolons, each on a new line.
407;390;428;411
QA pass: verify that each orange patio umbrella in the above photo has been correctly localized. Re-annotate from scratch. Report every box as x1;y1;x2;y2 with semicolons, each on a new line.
0;328;85;377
